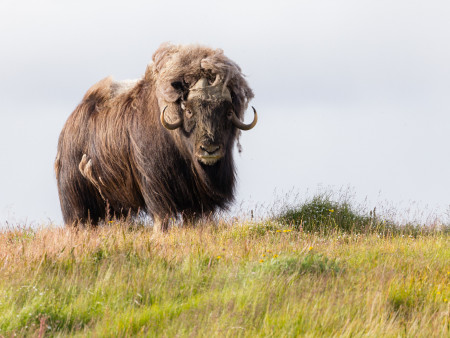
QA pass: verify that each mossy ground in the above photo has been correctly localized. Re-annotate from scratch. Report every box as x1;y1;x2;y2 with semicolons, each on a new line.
0;199;449;337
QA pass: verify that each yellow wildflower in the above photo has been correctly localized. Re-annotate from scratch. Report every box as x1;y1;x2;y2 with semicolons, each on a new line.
308;246;313;251
260;259;265;263
273;254;278;258
329;209;334;213
217;256;221;259
276;230;282;233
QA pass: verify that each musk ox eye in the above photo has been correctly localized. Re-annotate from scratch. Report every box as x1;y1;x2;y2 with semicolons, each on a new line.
227;110;233;120
185;110;193;118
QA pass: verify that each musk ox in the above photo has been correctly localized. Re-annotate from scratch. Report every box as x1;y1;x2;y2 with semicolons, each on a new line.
55;43;257;231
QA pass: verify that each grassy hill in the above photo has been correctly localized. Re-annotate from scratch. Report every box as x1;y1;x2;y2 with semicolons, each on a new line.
0;198;449;337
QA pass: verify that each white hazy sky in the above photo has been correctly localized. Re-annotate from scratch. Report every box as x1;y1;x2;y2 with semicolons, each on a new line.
1;0;449;225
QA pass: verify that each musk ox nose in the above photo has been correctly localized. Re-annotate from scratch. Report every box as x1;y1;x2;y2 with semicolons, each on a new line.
197;143;224;165
200;144;221;154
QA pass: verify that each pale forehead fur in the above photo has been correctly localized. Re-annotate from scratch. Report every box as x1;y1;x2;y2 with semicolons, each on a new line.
149;43;254;119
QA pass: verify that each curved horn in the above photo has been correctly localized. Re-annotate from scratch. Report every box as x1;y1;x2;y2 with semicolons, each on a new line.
160;106;183;130
231;106;258;131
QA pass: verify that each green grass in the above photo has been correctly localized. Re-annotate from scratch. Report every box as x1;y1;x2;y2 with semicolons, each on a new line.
0;199;449;336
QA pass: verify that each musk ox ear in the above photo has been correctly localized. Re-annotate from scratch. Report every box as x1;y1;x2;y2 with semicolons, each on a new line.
171;81;184;91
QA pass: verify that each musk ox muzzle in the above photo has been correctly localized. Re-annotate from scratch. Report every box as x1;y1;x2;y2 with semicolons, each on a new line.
196;142;224;165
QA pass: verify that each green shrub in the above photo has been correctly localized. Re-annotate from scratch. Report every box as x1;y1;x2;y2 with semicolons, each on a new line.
277;195;373;233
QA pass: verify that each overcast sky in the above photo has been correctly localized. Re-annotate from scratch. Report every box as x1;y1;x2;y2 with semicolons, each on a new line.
1;0;449;225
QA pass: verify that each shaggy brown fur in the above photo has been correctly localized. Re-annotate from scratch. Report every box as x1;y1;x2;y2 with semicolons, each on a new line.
55;43;255;231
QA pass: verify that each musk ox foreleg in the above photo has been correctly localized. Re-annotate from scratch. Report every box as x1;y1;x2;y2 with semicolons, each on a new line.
153;215;169;233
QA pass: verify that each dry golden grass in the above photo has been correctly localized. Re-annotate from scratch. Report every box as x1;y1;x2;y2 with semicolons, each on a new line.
0;218;449;337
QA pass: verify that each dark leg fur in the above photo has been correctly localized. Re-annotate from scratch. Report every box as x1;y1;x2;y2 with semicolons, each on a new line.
58;165;106;226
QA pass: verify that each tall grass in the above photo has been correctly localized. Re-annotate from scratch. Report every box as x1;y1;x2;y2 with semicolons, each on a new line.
0;197;449;336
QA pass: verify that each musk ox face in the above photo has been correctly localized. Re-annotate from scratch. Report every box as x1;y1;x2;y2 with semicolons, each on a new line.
182;95;232;166
161;76;257;166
